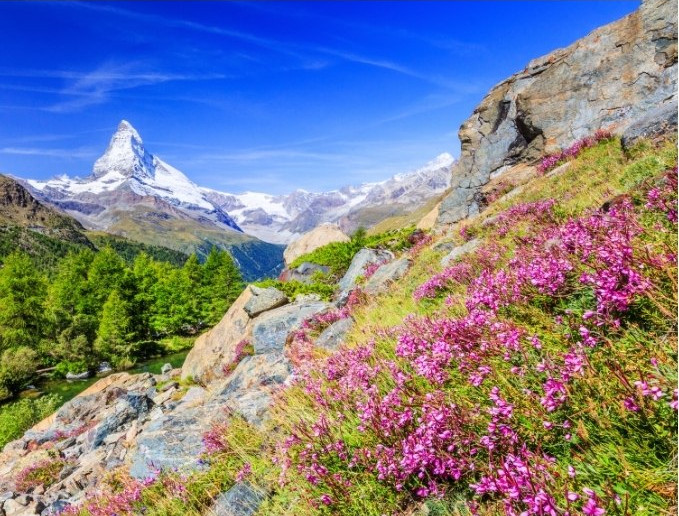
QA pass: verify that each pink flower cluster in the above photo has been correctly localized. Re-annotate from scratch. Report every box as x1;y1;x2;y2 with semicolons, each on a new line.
645;167;678;223
537;129;612;174
62;472;189;516
221;339;253;376
492;199;557;236
279;170;676;514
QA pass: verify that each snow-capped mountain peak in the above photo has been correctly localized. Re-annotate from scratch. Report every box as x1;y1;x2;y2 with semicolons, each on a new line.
92;120;154;181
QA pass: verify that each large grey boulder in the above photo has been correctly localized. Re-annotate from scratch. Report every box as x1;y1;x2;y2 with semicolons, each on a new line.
210;482;266;516
130;353;292;479
243;285;288;318
364;258;411;295
437;0;677;226
440;238;481;267
337;249;394;293
213;352;291;427
129;403;213;479
181;287;254;384
316;317;354;351
251;301;329;355
85;392;153;450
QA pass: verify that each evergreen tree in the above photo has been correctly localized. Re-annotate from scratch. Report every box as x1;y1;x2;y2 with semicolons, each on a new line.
132;252;159;339
201;248;244;324
0;252;47;350
151;265;195;334
45;249;96;339
87;246;126;312
94;290;134;363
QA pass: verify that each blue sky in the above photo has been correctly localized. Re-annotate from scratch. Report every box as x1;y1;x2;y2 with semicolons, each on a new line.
0;1;638;194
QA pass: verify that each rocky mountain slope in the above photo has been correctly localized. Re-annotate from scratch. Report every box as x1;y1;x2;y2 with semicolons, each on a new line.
0;175;91;247
203;152;454;244
0;174;97;268
438;0;677;224
20;122;283;280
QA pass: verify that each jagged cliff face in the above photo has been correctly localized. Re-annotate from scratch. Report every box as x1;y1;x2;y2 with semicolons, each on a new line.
438;0;677;225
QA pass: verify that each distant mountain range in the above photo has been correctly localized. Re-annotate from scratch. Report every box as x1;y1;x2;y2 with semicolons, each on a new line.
203;152;453;244
16;121;453;275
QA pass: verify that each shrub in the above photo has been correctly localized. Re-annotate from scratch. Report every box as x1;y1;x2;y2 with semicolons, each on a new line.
289;227;420;277
276;158;677;514
0;346;39;394
0;395;61;448
253;279;335;301
53;360;90;378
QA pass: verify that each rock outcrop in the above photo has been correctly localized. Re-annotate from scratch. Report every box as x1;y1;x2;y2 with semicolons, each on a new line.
181;288;254;384
283;223;350;265
438;0;677;225
252;300;330;354
243;285;288;318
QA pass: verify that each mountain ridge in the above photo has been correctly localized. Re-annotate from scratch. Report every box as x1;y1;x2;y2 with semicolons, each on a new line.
19;121;453;245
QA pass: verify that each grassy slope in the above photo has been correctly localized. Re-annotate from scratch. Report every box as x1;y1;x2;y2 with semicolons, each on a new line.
105;206;284;280
71;138;677;516
368;192;446;235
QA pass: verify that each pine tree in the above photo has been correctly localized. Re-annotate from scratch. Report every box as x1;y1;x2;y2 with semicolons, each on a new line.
151;265;194;335
87;246;126;312
94;290;134;363
201;248;244;324
45;249;96;339
0;252;47;350
132;252;159;339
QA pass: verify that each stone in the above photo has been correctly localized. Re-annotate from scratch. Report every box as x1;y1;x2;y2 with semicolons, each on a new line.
65;371;90;381
102;431;125;446
316;317;354;351
337;248;394;293
210;482;266;516
4;498;44;516
288;262;331;284
621;102;678;149
180;387;208;405
85;392;153;450
181;287;254;384
40;500;69;516
152;388;176;406
124;421;139;443
251;301;329;355
364;258;411;295
160;381;179;392
13;496;30;507
243;286;288;318
160;363;173;376
440;238;482;267
283;223;350;265
437;0;677;226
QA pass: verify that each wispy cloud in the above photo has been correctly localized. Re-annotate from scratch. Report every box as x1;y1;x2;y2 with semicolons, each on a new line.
0;146;97;159
66;2;308;61
59;2;463;90
5;62;227;113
